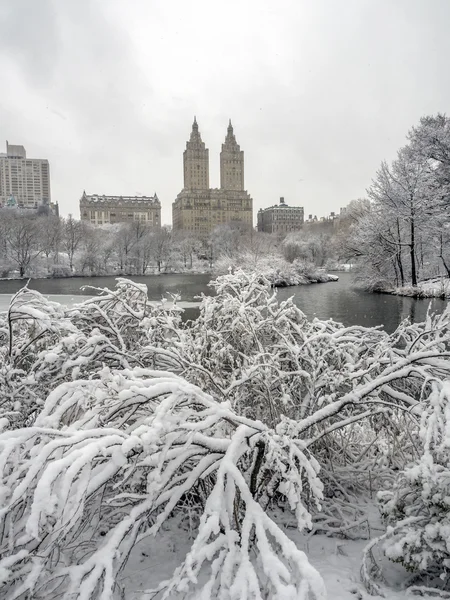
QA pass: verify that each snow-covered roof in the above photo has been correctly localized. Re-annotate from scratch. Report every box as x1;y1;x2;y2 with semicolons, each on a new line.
260;203;303;212
81;193;160;205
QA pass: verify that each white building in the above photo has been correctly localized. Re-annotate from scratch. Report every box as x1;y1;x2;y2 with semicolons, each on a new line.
0;142;51;209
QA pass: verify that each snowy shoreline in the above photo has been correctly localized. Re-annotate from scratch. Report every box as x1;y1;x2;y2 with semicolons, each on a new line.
374;277;450;299
0;294;201;313
0;268;340;286
0;270;212;282
215;256;340;288
271;272;339;287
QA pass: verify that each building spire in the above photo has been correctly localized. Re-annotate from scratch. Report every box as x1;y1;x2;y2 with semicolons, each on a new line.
184;117;209;190
189;116;202;143
224;118;237;145
220;119;244;191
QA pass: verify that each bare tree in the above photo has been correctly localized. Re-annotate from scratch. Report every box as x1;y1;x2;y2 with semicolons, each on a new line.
79;226;101;275
348;142;439;288
37;215;62;269
1;212;42;277
175;231;202;268
151;226;173;272
116;223;136;273
97;228;117;273
136;228;154;274
62;215;85;272
282;231;332;266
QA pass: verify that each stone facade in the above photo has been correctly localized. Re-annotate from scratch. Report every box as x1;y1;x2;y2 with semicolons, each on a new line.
172;119;253;236
0;141;52;210
257;197;304;234
79;192;161;227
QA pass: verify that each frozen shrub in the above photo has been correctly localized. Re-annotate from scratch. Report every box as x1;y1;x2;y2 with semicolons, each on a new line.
379;382;450;582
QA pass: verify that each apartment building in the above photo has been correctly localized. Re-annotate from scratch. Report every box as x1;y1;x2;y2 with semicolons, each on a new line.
79;192;161;227
257;197;304;233
0;141;51;209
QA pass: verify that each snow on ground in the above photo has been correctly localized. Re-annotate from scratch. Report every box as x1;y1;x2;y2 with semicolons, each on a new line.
121;530;420;599
391;278;450;298
0;294;93;311
120;502;433;599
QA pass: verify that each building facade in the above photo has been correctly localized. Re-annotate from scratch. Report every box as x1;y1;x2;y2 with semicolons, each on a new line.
303;211;340;233
257;197;304;234
0;141;51;209
172;119;253;236
79;192;161;227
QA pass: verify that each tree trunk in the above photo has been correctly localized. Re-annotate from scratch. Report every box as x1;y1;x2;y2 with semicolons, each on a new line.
393;259;399;287
439;233;450;277
410;218;417;287
397;254;404;287
396;219;405;287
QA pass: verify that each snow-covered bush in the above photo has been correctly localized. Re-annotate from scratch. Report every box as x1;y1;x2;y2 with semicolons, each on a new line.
170;271;386;429
378;381;450;585
0;368;326;600
0;280;183;429
214;255;337;287
2;273;450;598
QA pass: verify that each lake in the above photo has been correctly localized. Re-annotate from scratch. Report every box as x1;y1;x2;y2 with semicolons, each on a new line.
0;272;447;333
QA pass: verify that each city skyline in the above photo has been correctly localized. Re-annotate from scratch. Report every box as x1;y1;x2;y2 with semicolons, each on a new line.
1;0;449;226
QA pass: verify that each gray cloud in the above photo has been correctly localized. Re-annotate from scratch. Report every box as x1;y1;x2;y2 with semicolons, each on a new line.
1;0;450;224
0;0;60;86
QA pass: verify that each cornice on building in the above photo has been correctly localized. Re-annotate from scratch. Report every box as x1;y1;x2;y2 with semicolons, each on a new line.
81;193;160;206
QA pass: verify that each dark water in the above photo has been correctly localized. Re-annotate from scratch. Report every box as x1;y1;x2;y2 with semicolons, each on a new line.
0;272;447;333
0;273;214;302
275;272;447;333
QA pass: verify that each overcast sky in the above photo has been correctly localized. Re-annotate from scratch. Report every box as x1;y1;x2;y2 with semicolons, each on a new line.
1;0;449;225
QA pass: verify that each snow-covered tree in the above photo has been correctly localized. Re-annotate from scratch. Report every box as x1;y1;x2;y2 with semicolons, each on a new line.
1;273;450;598
0;353;326;599
0;212;42;277
348;114;450;289
37;215;62;267
378;381;450;588
62;215;86;272
350;147;435;288
150;226;173;272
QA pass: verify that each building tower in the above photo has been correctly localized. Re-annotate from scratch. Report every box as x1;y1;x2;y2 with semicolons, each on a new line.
183;117;209;190
220;120;244;191
0;141;51;209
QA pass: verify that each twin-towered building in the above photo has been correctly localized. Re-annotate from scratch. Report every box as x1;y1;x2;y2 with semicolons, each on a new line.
79;118;253;235
172;118;253;235
77;118;305;234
